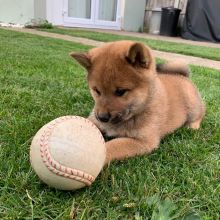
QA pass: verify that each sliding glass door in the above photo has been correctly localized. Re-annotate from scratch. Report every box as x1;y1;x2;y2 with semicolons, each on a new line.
68;0;92;19
63;0;121;29
97;0;117;21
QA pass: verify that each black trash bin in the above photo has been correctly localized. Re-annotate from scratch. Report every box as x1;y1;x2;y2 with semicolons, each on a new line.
160;7;181;36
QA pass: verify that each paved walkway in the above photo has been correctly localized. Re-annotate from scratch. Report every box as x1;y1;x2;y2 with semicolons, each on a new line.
3;27;220;70
75;27;220;49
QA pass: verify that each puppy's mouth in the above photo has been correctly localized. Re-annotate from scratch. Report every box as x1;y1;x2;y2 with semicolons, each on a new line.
111;114;123;124
110;108;131;124
95;105;134;125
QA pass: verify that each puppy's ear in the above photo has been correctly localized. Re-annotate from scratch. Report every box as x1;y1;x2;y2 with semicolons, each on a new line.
70;52;91;70
126;43;150;68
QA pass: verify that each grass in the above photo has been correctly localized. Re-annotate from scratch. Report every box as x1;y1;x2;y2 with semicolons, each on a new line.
36;27;220;61
0;28;220;219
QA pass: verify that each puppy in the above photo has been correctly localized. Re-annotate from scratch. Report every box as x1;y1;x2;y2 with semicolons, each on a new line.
70;41;205;164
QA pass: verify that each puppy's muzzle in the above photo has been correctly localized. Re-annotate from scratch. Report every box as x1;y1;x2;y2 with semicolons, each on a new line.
96;112;111;123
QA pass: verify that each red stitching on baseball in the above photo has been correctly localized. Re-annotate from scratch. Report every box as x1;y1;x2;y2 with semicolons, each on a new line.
40;116;104;186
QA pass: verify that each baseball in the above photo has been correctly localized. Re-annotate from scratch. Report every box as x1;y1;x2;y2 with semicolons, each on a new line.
30;116;106;190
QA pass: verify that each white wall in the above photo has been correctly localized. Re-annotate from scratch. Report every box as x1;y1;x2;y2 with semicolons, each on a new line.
123;0;146;31
0;0;146;31
46;0;63;25
34;0;47;21
0;0;34;24
0;0;63;25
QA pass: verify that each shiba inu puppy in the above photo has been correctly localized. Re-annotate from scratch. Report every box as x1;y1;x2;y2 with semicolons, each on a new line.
70;41;205;164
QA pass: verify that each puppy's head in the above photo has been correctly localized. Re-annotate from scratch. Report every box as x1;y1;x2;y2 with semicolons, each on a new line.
70;41;156;124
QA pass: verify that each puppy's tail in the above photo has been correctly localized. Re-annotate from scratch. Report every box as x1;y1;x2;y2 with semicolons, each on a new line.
156;61;190;77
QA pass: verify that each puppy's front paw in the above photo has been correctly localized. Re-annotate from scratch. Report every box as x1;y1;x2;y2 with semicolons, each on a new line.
104;136;160;165
104;141;115;165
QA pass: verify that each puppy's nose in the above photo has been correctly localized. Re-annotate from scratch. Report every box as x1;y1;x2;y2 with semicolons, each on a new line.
97;113;111;122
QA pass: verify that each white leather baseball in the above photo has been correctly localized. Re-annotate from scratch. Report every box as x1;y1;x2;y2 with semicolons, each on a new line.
30;116;106;190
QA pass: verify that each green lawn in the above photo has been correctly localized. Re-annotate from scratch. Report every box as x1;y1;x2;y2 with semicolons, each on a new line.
0;28;220;220
37;27;220;61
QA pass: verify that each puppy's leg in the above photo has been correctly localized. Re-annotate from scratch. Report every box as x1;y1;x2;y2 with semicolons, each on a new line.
105;137;159;164
187;116;204;130
187;103;205;130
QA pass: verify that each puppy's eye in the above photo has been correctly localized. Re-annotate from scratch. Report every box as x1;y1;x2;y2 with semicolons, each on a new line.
115;88;128;97
93;87;101;96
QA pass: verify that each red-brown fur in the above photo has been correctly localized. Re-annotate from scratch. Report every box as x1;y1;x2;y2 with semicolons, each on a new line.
70;41;205;164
